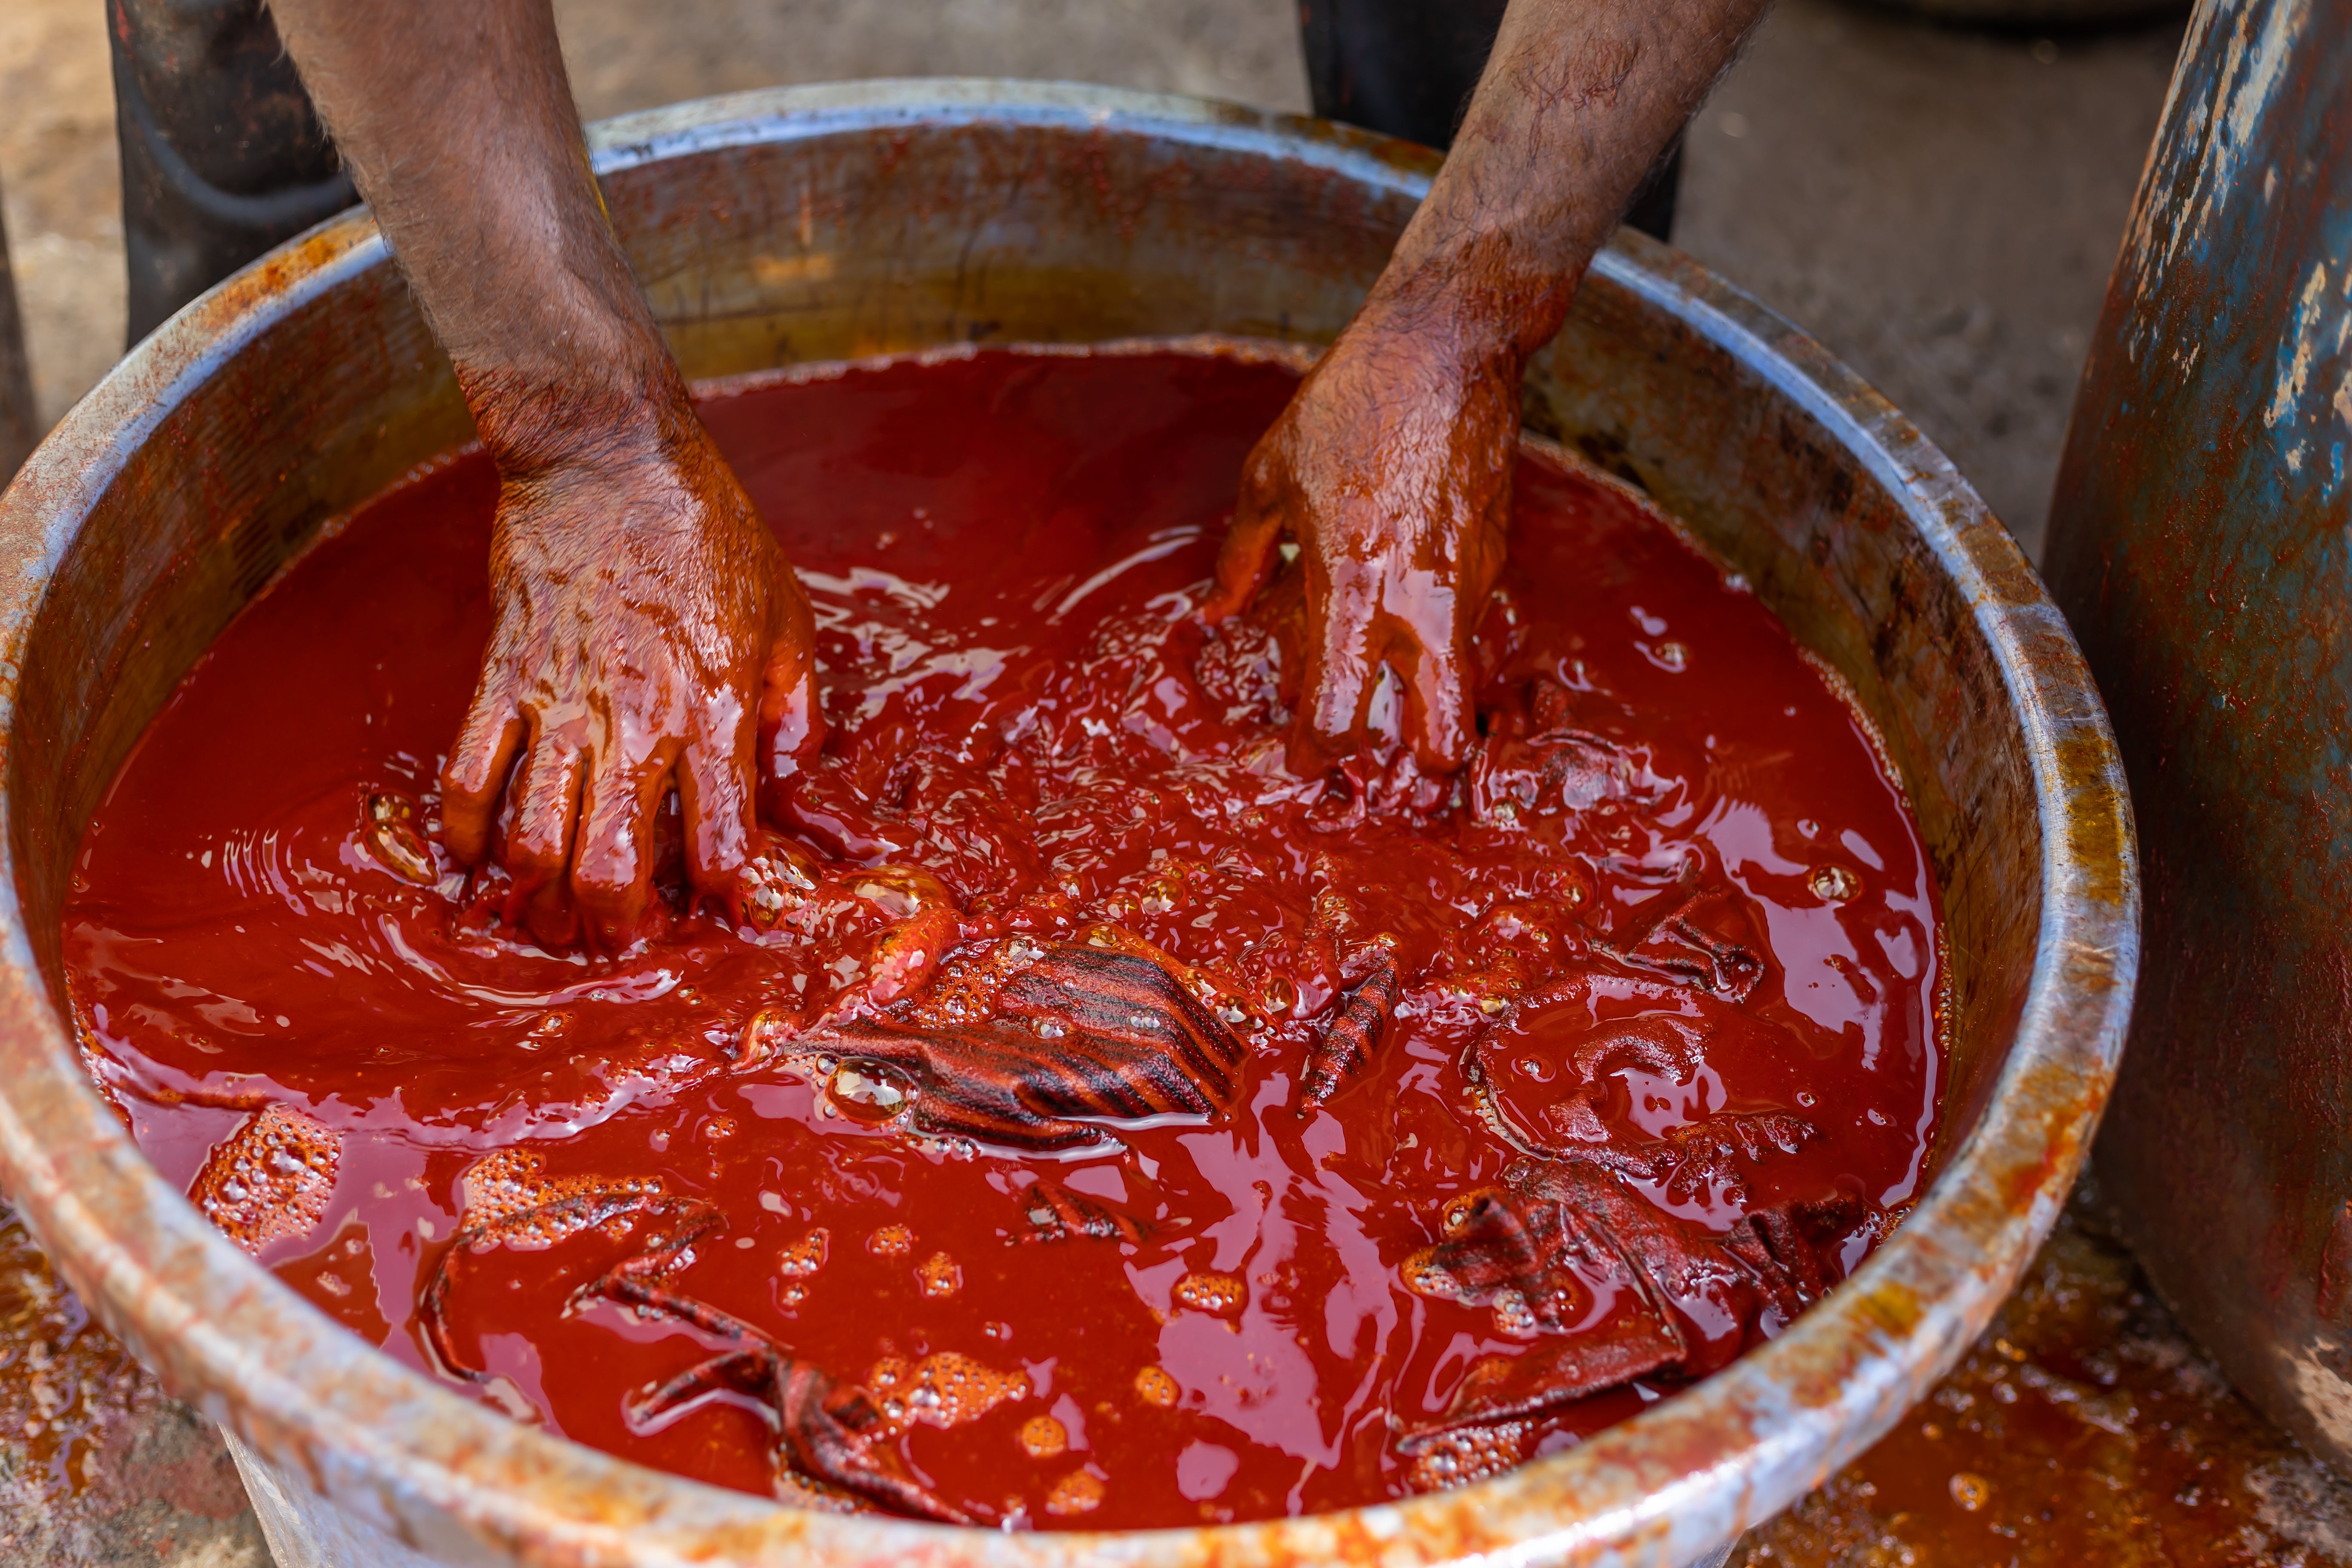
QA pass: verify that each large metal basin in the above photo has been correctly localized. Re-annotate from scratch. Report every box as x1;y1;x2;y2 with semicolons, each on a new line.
0;83;2135;1567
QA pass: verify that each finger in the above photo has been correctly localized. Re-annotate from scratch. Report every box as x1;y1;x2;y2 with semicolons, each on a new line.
677;723;756;913
758;659;823;797
1202;445;1289;624
1390;612;1477;772
1255;566;1310;711
571;737;678;949
1290;568;1383;776
1397;481;1510;771
440;687;525;867
756;584;825;790
503;729;586;945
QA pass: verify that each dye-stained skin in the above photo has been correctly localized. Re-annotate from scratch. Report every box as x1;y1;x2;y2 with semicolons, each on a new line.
263;0;828;953
64;348;1944;1528
264;0;1770;899
441;376;824;954
1204;0;1772;777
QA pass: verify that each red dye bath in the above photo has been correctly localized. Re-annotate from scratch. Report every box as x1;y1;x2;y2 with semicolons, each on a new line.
64;345;1942;1528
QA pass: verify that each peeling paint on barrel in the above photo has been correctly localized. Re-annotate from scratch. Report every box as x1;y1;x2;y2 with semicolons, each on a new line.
2046;0;2352;1482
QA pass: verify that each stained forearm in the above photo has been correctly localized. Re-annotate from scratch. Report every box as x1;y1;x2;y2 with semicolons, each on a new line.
266;0;675;438
1367;0;1770;361
263;0;811;943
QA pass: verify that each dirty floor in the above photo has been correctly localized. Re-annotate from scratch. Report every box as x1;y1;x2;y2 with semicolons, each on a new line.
2;0;2334;1564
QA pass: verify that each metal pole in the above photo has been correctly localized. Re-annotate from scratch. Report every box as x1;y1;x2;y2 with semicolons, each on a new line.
0;178;35;484
109;0;352;346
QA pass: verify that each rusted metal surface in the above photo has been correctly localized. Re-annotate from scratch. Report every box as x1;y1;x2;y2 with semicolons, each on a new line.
0;180;34;485
0;82;2136;1566
2043;0;2352;1479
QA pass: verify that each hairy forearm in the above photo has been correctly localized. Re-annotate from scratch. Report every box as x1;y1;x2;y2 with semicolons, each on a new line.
1367;0;1770;361
266;0;677;448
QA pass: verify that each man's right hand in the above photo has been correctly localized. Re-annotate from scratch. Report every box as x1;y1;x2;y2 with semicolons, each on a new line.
1204;0;1775;782
263;0;832;951
1205;313;1519;778
441;389;821;950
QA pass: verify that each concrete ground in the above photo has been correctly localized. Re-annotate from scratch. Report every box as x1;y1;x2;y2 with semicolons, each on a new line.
0;0;2257;1563
1677;2;2182;556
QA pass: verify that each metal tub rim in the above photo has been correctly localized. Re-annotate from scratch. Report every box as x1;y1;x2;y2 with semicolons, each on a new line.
0;79;2138;1567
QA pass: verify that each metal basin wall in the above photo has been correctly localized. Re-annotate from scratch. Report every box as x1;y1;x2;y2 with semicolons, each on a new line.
0;83;2135;1568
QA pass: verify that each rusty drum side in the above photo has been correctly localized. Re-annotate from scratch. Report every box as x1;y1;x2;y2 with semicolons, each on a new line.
0;83;2135;1567
2044;0;2352;1473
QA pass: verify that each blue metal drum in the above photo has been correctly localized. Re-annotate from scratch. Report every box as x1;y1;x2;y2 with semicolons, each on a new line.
2046;0;2352;1471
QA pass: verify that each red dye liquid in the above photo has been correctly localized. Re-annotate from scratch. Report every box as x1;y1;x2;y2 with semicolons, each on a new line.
64;346;1942;1528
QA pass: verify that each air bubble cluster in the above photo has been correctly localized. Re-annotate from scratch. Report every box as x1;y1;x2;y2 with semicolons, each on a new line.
1172;1270;1247;1317
778;1228;829;1278
1018;1415;1068;1458
918;1251;963;1298
1810;863;1862;902
1406;1421;1531;1492
1044;1468;1105;1516
456;1148;662;1248
191;1103;339;1254
864;1352;1025;1438
1133;1365;1180;1408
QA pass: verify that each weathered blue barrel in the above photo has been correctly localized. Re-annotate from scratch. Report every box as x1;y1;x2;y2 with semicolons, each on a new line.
2046;0;2352;1469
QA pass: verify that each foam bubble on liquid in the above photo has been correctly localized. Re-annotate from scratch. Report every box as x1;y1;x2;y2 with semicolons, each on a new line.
864;1352;1025;1437
191;1103;339;1254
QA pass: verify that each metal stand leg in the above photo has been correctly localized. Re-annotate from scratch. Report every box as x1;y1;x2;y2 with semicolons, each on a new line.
0;180;35;484
108;0;355;347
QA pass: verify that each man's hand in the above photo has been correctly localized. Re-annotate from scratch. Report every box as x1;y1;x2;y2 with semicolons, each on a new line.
266;0;826;948
1213;0;1771;775
442;394;821;948
1207;319;1517;775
